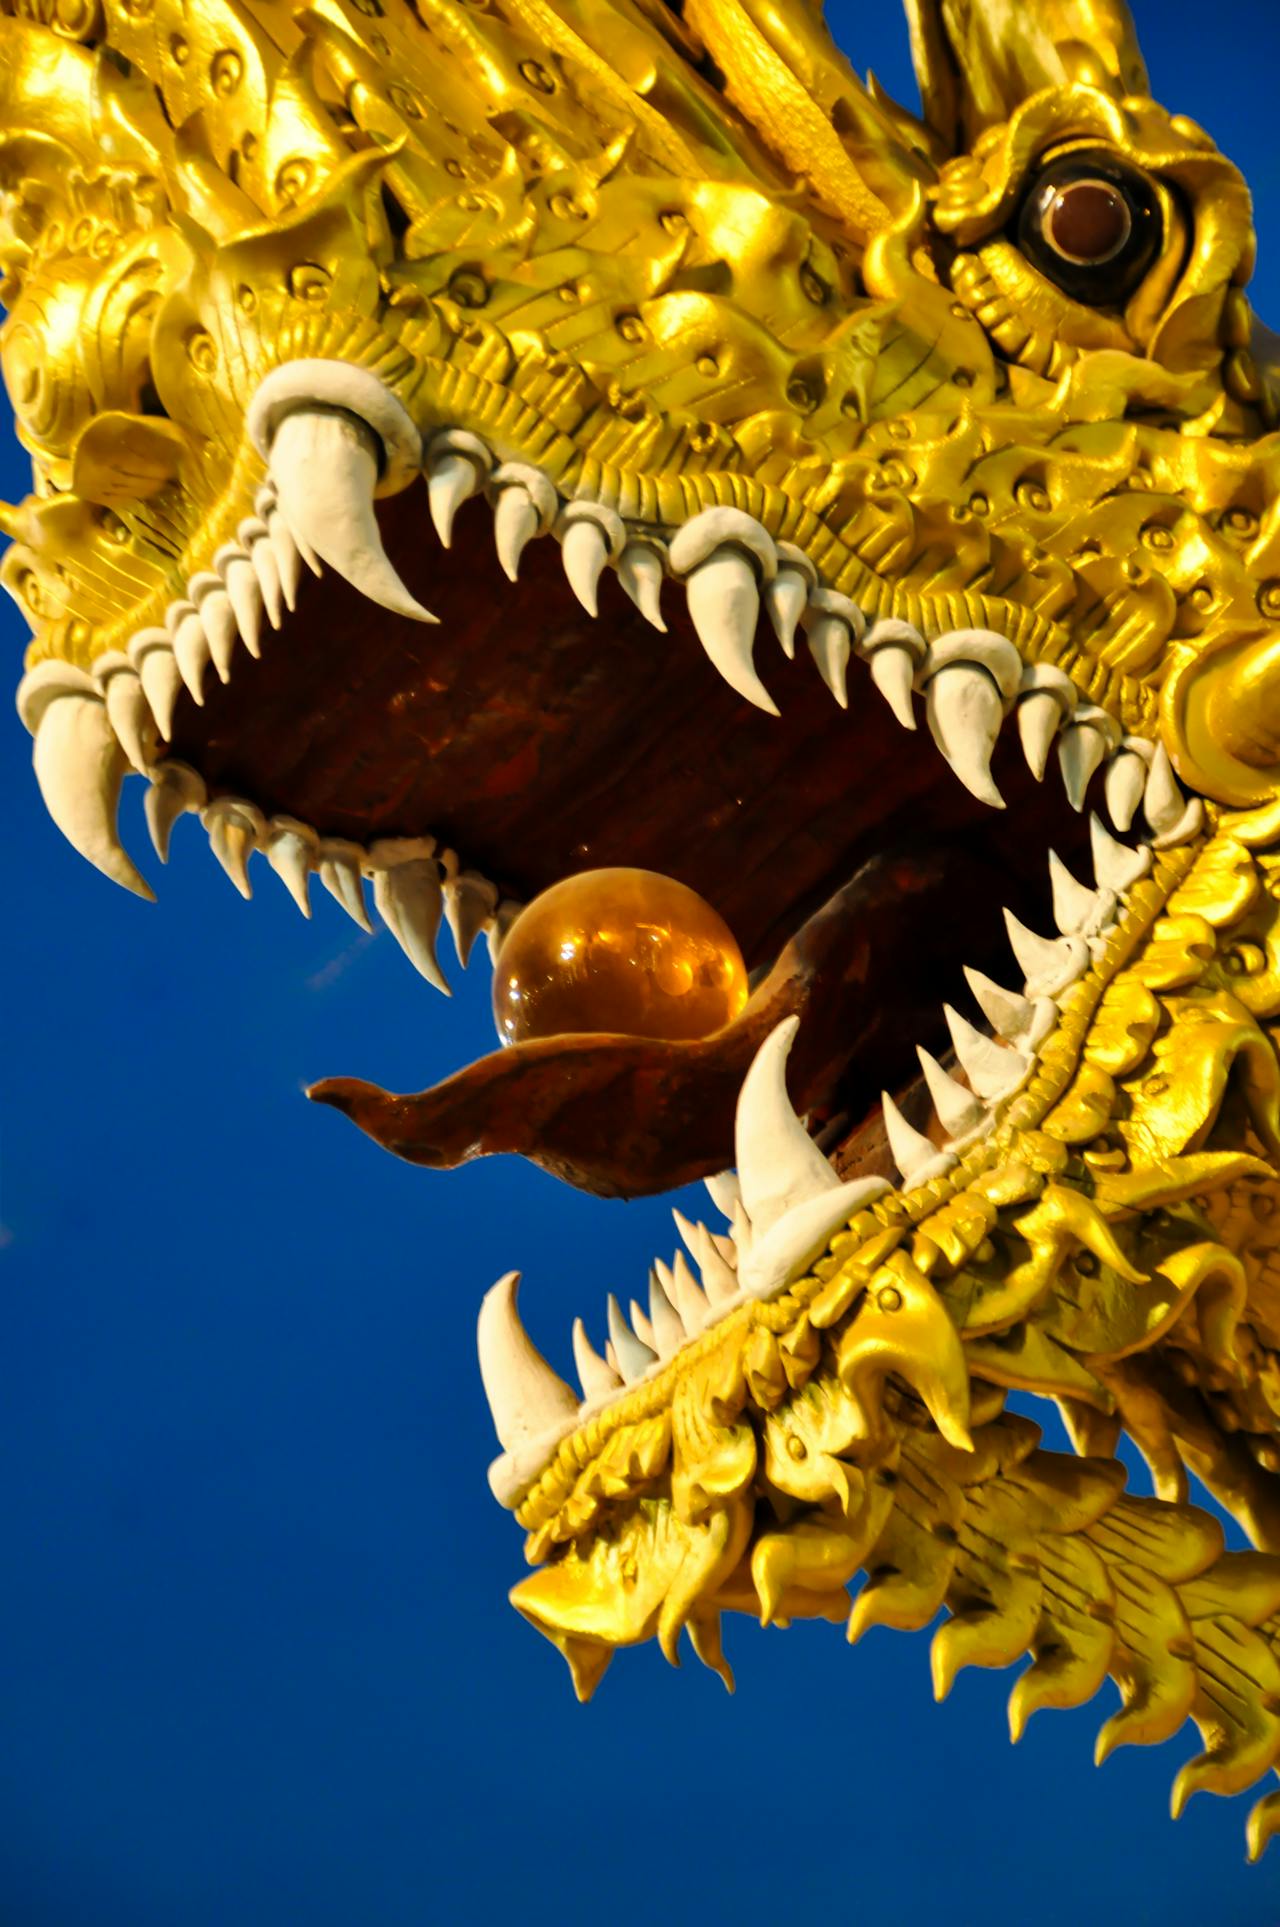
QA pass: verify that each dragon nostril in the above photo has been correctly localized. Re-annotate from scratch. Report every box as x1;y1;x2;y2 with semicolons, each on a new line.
138;374;169;420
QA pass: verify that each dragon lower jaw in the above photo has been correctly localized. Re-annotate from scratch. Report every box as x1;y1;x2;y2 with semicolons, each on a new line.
470;791;1185;1507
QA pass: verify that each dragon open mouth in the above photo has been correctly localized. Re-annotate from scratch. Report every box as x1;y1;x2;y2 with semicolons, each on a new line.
19;377;1201;1195
17;372;1207;1508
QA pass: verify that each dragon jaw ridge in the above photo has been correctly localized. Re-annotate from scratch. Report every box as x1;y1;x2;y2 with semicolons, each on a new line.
9;0;1280;1855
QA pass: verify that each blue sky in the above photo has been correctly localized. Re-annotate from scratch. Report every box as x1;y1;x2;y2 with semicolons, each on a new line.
3;3;1280;1922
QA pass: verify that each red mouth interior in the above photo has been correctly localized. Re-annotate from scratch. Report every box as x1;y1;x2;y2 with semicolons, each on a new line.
168;482;1092;1193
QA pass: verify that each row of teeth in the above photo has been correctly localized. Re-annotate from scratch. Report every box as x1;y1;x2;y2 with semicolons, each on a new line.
477;809;1156;1495
16;357;1202;922
149;762;518;991
13;460;515;987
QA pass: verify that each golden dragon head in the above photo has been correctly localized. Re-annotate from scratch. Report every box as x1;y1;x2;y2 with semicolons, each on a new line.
10;0;1280;1854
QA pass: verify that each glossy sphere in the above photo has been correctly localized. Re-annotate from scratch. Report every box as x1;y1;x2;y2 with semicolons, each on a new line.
493;868;749;1047
1046;179;1130;264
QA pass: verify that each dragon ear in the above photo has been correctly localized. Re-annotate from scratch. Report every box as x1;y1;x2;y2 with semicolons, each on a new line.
904;0;1150;153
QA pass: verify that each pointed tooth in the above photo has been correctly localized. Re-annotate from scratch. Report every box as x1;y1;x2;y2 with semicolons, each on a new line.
317;837;373;932
648;1266;687;1357
616;541;667;631
443;868;498;968
170;605;211;703
684;551;778;715
608;1294;657;1381
672;1209;738;1306
483;898;523;965
672;1209;707;1263
145;759;205;862
1089;812;1151;893
370;839;450;994
561;516;608;616
99;662;156;775
711;1229;738;1269
730;1197;754;1259
668;1250;711;1331
943;1005;1030;1102
766;568;808;657
1143;742;1183;834
735;1015;841;1235
924;663;1005;808
32;691;153;899
477;1271;578;1453
628;1299;656;1350
1048;849;1114;937
868;645;917;729
1058;720;1108;810
1003;908;1090;998
129;629;182;738
881;1091;955;1186
806;612;851;708
258;482;320;578
703;1248;740;1303
265;508;303;609
494;484;540;581
265;815;317;917
267;411;434;621
572;1317;621;1401
203;798;263;899
704;1171;741;1222
1017;689;1062;781
217;550;263;659
739;1176;889;1300
1151;796;1203;849
916;1047;986;1140
963;966;1035;1043
191;578;238;682
427;451;480;548
1105;749;1148;832
244;525;284;629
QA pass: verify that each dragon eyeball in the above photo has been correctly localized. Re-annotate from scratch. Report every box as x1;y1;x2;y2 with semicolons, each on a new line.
1017;148;1163;307
492;868;748;1047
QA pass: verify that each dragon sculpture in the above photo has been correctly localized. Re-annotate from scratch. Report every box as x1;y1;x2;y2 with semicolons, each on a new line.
10;0;1280;1857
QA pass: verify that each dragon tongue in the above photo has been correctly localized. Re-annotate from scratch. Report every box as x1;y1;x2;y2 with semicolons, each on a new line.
307;846;964;1197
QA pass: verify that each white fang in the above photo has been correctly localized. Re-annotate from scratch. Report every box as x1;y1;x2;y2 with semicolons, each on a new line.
735;1015;842;1236
33;691;153;900
477;1272;578;1452
268;409;434;622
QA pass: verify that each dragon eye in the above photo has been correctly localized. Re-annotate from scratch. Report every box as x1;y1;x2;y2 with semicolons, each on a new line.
1017;149;1162;306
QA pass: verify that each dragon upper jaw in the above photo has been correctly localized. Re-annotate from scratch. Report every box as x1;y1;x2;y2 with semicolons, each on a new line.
13;360;1211;1207
16;351;1206;885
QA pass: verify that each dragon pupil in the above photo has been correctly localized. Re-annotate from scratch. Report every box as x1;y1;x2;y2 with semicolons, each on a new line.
1046;180;1131;263
1016;148;1162;306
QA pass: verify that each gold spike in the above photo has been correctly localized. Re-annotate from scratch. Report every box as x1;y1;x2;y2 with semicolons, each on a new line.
904;0;1150;151
682;0;910;239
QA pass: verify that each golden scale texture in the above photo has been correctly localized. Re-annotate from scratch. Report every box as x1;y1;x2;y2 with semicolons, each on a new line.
9;0;1280;1853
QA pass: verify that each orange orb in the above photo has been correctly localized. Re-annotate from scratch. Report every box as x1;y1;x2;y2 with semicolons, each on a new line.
493;868;749;1047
